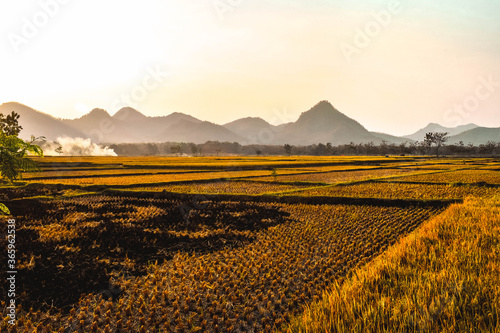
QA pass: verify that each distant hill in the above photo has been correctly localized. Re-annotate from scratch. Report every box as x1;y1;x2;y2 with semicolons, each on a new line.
153;112;202;125
146;112;204;141
161;119;244;144
272;101;383;145
0;102;85;141
448;127;500;145
404;123;478;141
113;107;149;122
223;117;278;144
62;108;212;143
2;101;497;147
62;108;148;143
63;108;112;129
370;132;413;144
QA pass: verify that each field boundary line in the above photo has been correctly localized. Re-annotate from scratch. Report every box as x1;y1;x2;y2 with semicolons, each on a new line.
23;169;212;181
258;169;458;196
100;188;460;208
373;179;500;188
117;158;419;171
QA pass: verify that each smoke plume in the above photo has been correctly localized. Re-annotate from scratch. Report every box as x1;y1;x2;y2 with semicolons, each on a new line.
42;137;117;156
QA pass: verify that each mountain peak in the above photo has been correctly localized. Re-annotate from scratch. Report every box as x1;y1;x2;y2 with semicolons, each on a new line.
297;100;354;126
160;112;202;124
224;117;270;126
314;100;335;108
86;108;111;118
113;107;147;121
272;101;374;145
304;100;337;115
222;117;274;144
0;101;28;109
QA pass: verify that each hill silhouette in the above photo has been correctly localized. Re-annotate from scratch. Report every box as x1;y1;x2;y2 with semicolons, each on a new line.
223;117;278;144
0;102;85;141
448;127;500;145
403;123;478;141
2;100;497;146
273;101;383;145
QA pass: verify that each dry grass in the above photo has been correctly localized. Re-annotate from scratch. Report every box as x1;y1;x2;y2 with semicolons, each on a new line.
29;170;273;186
251;168;425;184
0;196;443;332
290;182;499;200
134;180;311;195
32;155;406;168
391;169;500;184
283;195;500;332
2;157;499;332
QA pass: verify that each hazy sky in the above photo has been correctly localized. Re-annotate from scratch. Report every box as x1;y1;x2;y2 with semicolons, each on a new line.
1;0;499;135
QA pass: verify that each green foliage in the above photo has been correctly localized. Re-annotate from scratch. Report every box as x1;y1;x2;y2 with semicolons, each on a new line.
0;112;44;183
0;133;44;182
0;111;23;136
0;203;10;215
270;168;278;182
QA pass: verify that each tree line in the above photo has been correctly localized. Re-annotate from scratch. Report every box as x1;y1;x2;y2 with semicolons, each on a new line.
109;132;500;157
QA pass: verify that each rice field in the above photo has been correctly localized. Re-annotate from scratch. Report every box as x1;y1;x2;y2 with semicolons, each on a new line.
28;170;274;186
133;181;312;195
21;168;204;179
389;169;500;184
286;182;499;200
250;168;429;184
1;156;499;332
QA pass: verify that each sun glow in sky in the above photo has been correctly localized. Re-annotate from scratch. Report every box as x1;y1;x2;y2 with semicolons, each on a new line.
1;0;499;135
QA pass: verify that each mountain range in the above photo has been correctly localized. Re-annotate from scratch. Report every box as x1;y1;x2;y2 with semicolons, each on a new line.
403;123;479;141
0;101;498;146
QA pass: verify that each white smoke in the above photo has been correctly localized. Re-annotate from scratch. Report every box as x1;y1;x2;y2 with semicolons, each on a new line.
43;137;117;156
